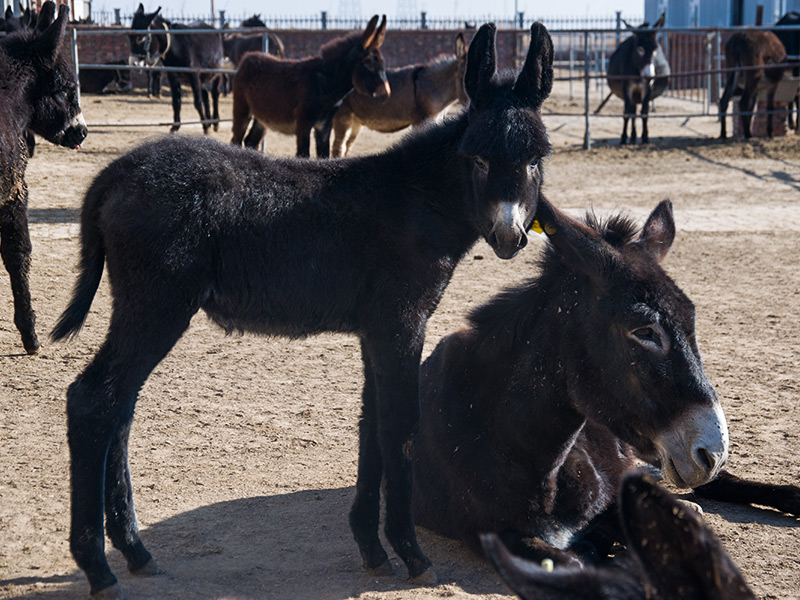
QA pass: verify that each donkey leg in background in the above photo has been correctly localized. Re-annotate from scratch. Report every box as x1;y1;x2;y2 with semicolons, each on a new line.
210;76;221;132
344;122;363;157
0;198;39;354
230;88;252;146
693;470;800;515
313;120;334;158
331;108;354;158
640;89;653;144
365;334;434;582
188;72;211;134
243;121;267;149
765;88;777;137
739;87;756;139
718;71;738;139
620;94;634;145
167;72;183;133
294;120;313;158
349;341;392;575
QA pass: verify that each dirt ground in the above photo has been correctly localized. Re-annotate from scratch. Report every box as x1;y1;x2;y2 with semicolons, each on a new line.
1;83;799;600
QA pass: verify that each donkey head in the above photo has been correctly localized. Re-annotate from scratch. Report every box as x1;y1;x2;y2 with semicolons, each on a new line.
20;2;87;149
350;15;390;99
625;12;665;79
460;23;553;260
480;471;756;600
129;3;164;66
533;198;728;488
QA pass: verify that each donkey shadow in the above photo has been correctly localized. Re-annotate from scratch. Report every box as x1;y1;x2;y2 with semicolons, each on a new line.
11;487;506;599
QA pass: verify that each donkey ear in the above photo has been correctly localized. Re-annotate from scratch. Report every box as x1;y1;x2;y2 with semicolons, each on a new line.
369;15;387;50
636;199;675;263
480;533;643;600
513;22;554;109
35;1;56;32
464;23;497;109
5;6;12;21
455;32;467;59
619;472;755;600
361;14;380;49
653;12;666;28
34;3;67;59
534;196;612;289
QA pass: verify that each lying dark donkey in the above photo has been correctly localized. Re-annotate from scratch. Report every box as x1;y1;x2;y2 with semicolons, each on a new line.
231;15;390;157
51;22;554;598
331;33;468;157
481;470;760;600
0;1;87;354
413;197;800;569
129;3;224;133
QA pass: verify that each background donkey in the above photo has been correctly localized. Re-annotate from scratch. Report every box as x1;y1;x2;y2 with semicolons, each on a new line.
0;1;86;354
774;11;800;131
129;3;224;133
223;14;285;65
601;13;670;144
481;471;759;600
231;15;390;157
719;30;787;139
331;33;468;157
52;21;555;598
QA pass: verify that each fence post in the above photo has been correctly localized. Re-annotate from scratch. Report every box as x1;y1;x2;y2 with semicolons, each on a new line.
714;30;722;110
114;8;121;25
71;27;80;108
569;32;574;101
705;33;712;115
321;11;327;30
219;10;226;28
421;11;427;30
262;30;269;54
583;30;591;149
518;11;524;29
615;10;621;46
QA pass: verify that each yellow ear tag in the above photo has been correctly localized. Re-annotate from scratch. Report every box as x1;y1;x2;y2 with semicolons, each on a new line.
541;558;554;572
531;220;557;236
531;219;544;234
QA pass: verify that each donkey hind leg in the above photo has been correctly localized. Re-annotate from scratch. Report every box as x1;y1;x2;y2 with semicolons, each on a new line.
693;470;800;516
230;88;252;146
313;120;333;159
189;73;210;134
68;301;195;596
0;201;39;354
719;71;738;139
210;76;221;132
167;72;183;133
344;122;363;157
349;341;392;575
620;96;634;145
243;120;267;149
359;336;434;583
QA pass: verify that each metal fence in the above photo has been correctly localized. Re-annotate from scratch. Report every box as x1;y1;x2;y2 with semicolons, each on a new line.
71;24;800;148
89;10;638;32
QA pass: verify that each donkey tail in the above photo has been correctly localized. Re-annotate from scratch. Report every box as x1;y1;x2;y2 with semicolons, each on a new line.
50;177;108;342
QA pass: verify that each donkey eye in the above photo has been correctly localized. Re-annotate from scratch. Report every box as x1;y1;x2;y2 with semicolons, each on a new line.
474;157;489;172
528;160;540;173
630;325;667;352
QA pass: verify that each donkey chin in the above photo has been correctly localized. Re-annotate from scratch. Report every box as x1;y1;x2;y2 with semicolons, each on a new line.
51;113;88;150
652;402;730;489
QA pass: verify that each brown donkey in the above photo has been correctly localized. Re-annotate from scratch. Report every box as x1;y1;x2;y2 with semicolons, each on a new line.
719;30;787;139
231;15;390;158
332;33;468;157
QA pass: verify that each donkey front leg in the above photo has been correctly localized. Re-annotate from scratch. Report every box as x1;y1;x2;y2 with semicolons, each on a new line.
355;336;435;583
167;72;183;133
640;90;653;144
188;73;210;134
0;198;39;354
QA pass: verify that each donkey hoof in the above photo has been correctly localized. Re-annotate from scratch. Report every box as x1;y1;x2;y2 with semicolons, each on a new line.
409;567;438;586
23;336;40;355
90;583;124;599
131;558;162;576
366;559;394;576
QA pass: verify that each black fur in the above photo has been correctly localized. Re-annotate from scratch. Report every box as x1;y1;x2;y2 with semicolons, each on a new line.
52;22;554;598
0;2;86;354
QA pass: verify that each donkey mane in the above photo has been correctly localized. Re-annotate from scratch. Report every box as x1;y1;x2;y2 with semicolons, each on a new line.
320;31;362;60
467;211;640;356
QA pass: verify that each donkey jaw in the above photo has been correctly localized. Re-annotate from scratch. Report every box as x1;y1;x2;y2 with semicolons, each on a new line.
487;201;529;259
54;113;88;150
654;402;729;489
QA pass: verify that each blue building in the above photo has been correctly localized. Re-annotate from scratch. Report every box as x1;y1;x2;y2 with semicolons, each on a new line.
645;0;799;27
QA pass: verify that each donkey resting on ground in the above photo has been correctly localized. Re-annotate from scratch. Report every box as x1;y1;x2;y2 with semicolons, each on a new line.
414;196;800;571
331;33;468;157
52;22;555;598
129;3;224;133
231;15;390;157
602;13;670;145
719;30;787;139
481;470;760;600
0;2;86;354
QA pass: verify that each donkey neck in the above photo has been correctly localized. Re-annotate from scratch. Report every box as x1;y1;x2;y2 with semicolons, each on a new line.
416;56;462;112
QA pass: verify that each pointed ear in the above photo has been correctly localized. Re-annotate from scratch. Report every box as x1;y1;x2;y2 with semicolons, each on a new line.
369;15;387;50
35;1;55;32
480;533;643;600
464;23;497;109
635;200;675;263
361;14;380;49
455;32;467;59
34;3;67;59
534;196;613;290
654;12;666;28
513;22;554;109
619;472;755;600
5;6;12;21
136;3;145;13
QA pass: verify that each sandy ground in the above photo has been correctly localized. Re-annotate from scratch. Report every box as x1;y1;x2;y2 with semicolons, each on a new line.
1;84;799;600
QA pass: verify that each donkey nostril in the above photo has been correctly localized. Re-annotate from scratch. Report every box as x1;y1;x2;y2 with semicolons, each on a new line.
695;446;715;472
517;233;528;250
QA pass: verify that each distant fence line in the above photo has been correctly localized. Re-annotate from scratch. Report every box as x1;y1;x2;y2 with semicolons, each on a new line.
88;10;639;31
